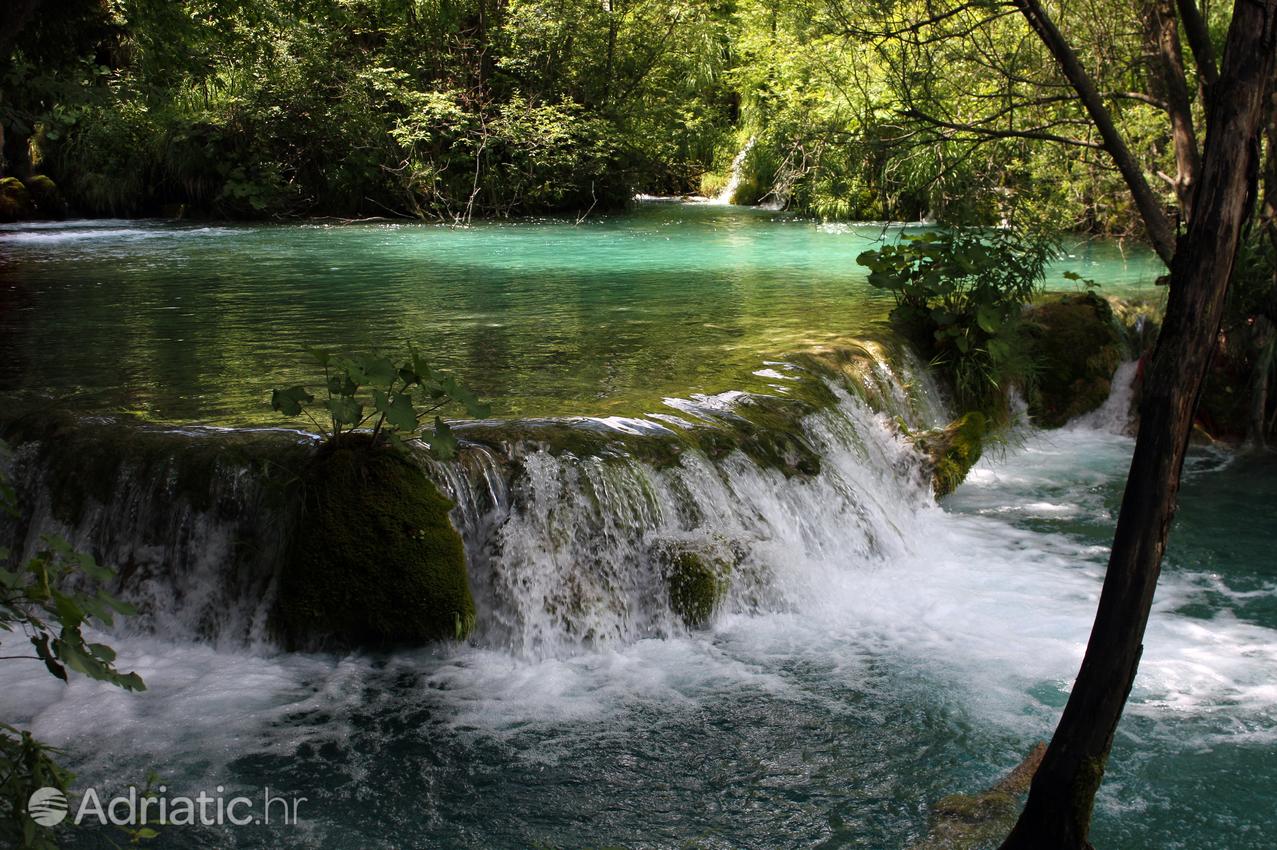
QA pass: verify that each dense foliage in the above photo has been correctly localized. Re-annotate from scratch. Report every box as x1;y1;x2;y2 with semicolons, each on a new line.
1;0;734;218
0;0;1246;232
859;229;1053;412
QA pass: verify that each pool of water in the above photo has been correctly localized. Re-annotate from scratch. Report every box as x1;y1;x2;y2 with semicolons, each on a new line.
0;204;1163;423
6;205;1263;850
4;419;1274;849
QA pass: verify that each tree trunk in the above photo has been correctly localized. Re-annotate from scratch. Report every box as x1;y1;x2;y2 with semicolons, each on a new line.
1249;319;1273;448
999;1;1277;848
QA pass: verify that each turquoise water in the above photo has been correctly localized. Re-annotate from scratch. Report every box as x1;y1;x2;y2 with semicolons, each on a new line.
0;204;1163;422
6;422;1274;850
5;206;1268;850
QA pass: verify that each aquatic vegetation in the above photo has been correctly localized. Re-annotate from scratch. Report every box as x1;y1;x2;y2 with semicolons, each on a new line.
271;349;489;459
857;229;1054;417
914;412;989;499
651;539;735;628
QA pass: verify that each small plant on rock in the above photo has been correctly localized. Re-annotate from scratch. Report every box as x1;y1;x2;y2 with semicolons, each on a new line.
271;348;489;459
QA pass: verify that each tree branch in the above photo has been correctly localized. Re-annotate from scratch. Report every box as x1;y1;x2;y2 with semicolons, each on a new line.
1012;0;1178;264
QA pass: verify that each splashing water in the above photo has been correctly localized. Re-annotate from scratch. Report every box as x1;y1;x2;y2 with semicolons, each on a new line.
710;137;757;205
1;358;1274;849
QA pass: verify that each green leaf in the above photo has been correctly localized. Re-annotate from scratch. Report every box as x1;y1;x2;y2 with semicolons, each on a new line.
428;417;459;460
32;634;67;682
271;386;314;417
383;392;419;431
976;304;1003;334
325;396;362;426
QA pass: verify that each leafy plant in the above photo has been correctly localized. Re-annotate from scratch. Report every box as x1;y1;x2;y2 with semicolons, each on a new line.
858;229;1056;412
271;349;490;459
0;440;147;848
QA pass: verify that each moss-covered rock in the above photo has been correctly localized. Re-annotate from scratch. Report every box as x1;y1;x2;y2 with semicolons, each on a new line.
0;177;32;222
25;175;67;219
1026;292;1127;428
652;540;733;628
908;743;1047;850
1;406;309;526
279;439;474;648
914;412;988;499
1196;332;1255;442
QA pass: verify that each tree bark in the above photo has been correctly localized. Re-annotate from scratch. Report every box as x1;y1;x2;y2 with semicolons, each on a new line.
1248;318;1273;447
1152;0;1202;220
1000;1;1277;847
1013;0;1179;264
1176;0;1220;94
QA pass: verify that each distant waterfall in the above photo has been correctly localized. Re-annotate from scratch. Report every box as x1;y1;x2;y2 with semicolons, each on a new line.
712;137;757;205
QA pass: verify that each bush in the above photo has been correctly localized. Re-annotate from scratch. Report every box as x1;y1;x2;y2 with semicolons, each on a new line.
857;229;1055;415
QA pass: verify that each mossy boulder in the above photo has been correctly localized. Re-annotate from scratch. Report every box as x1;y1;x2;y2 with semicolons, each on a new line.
0;177;32;222
1025;293;1127;428
914;412;988;499
1196;332;1255;442
652;540;733;628
279;440;474;648
908;743;1046;850
25;175;67;219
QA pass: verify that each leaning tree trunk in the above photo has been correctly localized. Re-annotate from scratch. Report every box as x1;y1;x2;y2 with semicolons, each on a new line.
1000;1;1277;848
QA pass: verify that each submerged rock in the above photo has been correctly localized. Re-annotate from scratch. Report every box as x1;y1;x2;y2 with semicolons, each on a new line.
650;539;735;628
279;438;475;649
914;412;988;499
909;743;1046;850
1025;293;1127;428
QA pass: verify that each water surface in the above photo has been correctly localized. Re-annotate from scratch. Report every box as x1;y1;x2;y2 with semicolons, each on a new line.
0;204;1163;422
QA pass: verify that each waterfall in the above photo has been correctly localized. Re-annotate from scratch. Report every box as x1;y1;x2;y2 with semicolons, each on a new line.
2;344;947;657
711;137;757;205
1069;360;1139;434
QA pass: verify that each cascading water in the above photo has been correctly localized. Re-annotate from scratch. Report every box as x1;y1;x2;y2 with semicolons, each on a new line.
2;348;1274;848
711;137;757;205
3;342;944;657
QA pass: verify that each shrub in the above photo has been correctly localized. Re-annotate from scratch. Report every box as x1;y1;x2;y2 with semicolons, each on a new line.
857;229;1056;415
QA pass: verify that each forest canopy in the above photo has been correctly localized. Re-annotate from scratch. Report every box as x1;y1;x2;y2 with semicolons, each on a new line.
0;0;1235;232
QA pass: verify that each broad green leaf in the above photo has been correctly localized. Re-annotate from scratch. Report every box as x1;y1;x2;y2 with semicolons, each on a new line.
384;392;419;431
428;417;459;460
325;396;362;426
271;386;314;417
976;304;1002;334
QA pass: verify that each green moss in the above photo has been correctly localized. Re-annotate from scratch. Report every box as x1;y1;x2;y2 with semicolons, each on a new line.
0;177;32;222
24;175;67;219
279;440;474;648
459;393;826;479
1026;293;1127;428
653;541;732;628
1;407;309;525
908;743;1046;850
916;412;988;498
